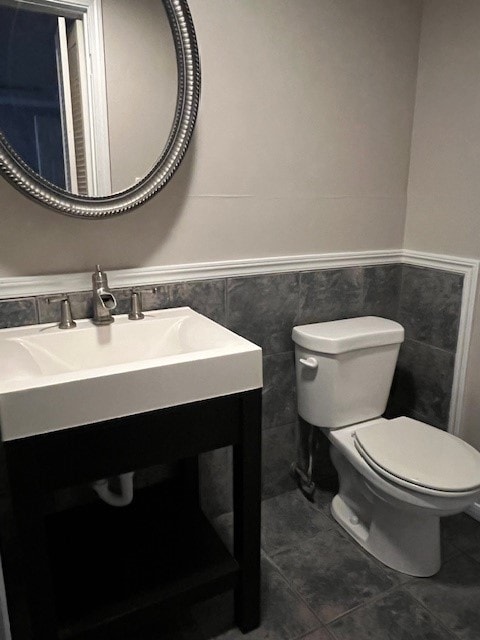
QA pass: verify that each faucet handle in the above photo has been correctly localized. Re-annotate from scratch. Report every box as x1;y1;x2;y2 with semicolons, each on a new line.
46;295;77;329
127;286;158;320
128;289;145;320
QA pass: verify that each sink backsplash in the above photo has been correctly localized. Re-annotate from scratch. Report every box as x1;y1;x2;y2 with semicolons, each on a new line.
0;263;463;516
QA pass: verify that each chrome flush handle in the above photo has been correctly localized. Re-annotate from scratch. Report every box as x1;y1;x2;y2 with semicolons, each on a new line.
299;357;318;369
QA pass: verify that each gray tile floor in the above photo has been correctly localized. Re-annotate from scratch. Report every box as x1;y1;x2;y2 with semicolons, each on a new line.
162;489;480;640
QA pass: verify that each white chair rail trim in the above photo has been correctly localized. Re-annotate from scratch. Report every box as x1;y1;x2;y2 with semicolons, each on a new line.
0;250;402;297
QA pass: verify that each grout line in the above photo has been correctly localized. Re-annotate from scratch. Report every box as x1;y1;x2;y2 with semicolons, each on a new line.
219;491;475;639
262;521;405;630
266;516;336;559
248;490;478;639
325;582;406;625
324;626;341;640
465;551;480;568
393;262;403;321
262;493;421;630
404;585;465;640
262;349;294;359
266;540;416;637
296;271;303;327
33;296;40;325
264;552;328;630
292;622;337;640
405;336;458;357
223;277;228;327
443;544;480;569
261;422;297;436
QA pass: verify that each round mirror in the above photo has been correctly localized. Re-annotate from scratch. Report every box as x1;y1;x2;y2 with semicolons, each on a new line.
0;0;200;218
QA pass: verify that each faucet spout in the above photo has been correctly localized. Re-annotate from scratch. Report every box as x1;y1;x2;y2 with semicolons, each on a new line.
92;266;117;325
98;289;117;310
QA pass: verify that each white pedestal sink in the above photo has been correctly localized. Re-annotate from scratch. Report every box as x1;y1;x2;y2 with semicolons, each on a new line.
0;307;263;440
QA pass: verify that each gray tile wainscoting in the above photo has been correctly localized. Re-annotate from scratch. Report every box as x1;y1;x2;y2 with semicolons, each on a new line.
390;340;456;429
389;265;464;429
399;265;463;352
0;297;37;328
298;267;365;325
0;262;465;516
226;273;298;356
363;263;402;320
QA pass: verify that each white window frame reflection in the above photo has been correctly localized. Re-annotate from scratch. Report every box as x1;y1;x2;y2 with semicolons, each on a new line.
0;0;111;195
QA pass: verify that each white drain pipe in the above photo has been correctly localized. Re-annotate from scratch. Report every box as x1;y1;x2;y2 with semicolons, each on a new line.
91;472;135;507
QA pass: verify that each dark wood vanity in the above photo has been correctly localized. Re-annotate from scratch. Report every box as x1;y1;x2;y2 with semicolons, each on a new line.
0;390;261;639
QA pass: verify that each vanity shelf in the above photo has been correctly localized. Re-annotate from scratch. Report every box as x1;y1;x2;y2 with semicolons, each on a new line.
0;390;261;640
47;482;238;639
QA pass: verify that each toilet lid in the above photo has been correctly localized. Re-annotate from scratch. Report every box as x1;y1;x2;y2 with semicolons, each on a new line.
354;417;480;493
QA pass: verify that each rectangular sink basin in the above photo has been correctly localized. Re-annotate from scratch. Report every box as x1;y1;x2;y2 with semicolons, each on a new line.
0;307;262;440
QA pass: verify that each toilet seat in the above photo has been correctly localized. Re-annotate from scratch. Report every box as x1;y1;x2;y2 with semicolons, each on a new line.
354;417;480;497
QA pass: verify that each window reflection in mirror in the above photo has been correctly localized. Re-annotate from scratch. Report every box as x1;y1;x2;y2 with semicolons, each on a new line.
0;7;66;189
0;0;178;197
0;1;109;195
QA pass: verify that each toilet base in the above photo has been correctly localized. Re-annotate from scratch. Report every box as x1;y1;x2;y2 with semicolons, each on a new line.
331;493;441;577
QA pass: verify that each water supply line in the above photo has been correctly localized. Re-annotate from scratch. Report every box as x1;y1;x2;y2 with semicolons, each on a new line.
290;422;316;502
91;472;135;507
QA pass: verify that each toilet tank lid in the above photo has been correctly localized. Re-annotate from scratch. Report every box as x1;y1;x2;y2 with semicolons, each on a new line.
292;317;404;354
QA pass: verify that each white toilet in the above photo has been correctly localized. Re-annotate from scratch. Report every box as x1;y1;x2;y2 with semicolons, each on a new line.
292;316;480;577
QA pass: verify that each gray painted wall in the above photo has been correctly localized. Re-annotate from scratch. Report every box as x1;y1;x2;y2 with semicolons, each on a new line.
0;0;421;277
404;0;480;452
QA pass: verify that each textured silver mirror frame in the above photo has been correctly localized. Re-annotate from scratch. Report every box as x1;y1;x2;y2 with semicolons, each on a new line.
0;0;200;218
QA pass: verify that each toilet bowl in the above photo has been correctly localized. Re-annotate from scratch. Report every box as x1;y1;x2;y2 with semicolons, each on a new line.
292;316;480;577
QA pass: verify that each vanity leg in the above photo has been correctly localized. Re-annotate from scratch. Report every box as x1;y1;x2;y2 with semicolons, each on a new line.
3;445;59;640
0;487;33;639
233;390;261;633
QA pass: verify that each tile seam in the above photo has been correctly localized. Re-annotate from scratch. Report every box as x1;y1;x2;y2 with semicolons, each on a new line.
403;584;465;640
403;337;458;357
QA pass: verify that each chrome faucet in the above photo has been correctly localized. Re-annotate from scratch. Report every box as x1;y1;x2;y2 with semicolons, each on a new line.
92;265;117;325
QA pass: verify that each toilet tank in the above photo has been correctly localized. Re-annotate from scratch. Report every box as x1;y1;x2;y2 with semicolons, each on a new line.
292;317;404;429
